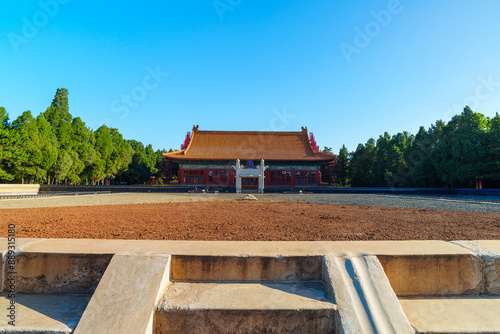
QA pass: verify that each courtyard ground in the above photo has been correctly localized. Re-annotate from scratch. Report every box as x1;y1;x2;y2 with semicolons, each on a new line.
1;193;499;241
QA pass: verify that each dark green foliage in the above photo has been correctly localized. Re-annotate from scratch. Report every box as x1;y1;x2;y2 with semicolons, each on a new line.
337;145;350;187
487;113;500;186
36;114;58;184
10;110;42;183
2;91;499;189
322;146;333;154
350;138;377;187
0;89;134;184
119;140;158;184
0;107;14;181
342;106;500;188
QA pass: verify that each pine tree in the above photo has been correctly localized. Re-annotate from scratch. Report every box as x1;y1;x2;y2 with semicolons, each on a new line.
36;114;58;184
487;113;500;187
68;117;96;184
10;111;42;183
44;88;74;183
92;125;113;184
0;107;14;181
108;128;133;180
337;145;350;186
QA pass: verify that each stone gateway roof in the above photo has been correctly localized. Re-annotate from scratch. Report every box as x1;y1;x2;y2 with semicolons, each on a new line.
163;126;335;162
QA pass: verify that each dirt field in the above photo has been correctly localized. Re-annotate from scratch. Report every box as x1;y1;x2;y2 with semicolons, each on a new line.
2;200;499;241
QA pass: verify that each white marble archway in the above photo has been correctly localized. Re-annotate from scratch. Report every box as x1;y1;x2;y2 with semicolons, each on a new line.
233;159;268;193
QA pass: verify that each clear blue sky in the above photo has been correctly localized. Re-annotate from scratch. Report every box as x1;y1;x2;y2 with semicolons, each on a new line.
1;1;500;152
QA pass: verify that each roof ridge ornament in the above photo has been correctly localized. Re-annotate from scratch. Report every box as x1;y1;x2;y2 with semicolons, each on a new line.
193;125;199;132
301;126;307;133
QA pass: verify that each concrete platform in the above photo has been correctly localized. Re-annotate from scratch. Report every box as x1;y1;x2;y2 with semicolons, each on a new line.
399;296;500;333
156;282;336;333
0;294;91;333
1;238;499;333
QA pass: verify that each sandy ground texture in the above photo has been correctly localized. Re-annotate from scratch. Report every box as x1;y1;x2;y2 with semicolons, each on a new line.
1;192;499;212
1;193;499;241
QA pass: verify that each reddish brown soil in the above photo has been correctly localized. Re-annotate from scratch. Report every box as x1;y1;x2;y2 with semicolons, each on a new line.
1;201;499;241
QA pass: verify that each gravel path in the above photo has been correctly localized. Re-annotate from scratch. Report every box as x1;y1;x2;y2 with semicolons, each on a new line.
1;192;499;213
265;194;500;213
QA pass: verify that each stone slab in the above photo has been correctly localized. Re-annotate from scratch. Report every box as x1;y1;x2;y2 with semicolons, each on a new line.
0;184;39;195
399;296;500;333
5;238;474;257
0;294;91;333
323;255;414;334
171;255;322;281
452;240;500;295
0;238;41;252
74;254;170;334
4;252;113;294
473;240;500;254
0;239;45;275
475;240;500;295
5;238;330;256
378;253;482;296
156;282;336;333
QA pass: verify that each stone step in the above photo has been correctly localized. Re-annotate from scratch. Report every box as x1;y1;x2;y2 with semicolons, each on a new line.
170;255;323;282
155;281;336;333
0;294;91;333
399;295;500;333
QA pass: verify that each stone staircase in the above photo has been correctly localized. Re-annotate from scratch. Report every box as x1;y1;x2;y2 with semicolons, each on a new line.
0;239;498;333
156;255;336;333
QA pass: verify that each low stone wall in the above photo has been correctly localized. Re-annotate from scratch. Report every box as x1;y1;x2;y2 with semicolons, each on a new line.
39;184;500;196
0;184;39;195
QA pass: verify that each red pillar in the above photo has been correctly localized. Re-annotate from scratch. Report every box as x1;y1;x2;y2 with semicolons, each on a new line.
178;169;184;185
316;171;322;186
291;170;296;187
204;168;208;186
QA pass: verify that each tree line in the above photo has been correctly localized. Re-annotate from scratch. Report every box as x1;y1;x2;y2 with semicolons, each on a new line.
0;88;170;185
329;106;500;188
2;90;498;188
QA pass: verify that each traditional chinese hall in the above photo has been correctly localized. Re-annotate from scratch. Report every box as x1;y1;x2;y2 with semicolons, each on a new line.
163;126;335;192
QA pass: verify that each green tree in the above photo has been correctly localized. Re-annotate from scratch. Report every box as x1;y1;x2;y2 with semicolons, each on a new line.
43;88;74;183
0;107;14;181
410;126;438;187
108;128;133;180
68;117;96;184
10;111;43;183
52;150;75;184
36;114;58;184
322;146;333;154
437;107;489;187
374;132;391;186
337;145;350;186
350;138;377;187
120;140;157;184
91;125;113;184
384;131;414;187
486;113;500;186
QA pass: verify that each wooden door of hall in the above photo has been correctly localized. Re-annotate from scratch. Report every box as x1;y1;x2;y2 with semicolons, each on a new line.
241;177;258;190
